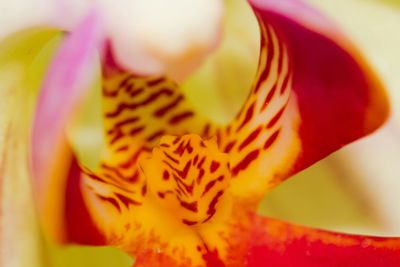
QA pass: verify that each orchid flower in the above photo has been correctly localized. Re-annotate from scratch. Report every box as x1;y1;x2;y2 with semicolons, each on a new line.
2;0;400;266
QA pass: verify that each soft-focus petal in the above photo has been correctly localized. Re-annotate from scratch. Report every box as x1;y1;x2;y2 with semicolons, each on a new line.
31;11;105;243
103;0;224;81
307;0;400;232
0;0;55;41
0;28;61;267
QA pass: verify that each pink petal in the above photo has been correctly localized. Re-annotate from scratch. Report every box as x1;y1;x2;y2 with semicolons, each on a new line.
31;10;104;242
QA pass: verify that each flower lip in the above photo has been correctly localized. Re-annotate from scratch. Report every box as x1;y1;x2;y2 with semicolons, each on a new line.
140;134;230;227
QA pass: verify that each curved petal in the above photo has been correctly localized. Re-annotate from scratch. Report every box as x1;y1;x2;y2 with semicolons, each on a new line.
31;10;105;244
221;0;389;199
245;215;400;267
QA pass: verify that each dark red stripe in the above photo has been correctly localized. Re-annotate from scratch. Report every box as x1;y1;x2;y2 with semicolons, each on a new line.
163;151;180;164
261;83;277;112
129;125;145;136
267;106;286;129
201;180;217;197
107;117;140;135
115;193;142;208
179;200;198;212
109;130;124;145
102;86;119;98
210;161;220;173
116;145;129;152
237;102;255;132
238;127;263;151
224;141;236;153
253;25;275;94
231;149;260;176
264;129;280;150
105;88;174;118
129;87;144;98
204;190;224;222
169;111;195;125
146;130;165;142
153;95;184;117
280;68;291;95
182;219;198;226
146;77;164;87
98;195;121;212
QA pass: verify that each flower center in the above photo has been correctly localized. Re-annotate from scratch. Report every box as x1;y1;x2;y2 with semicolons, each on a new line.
140;134;230;226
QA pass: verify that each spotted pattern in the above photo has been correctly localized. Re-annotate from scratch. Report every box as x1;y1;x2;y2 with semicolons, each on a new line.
82;19;293;218
142;135;230;226
82;70;216;214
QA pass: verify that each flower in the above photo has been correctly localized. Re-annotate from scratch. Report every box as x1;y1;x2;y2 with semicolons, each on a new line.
1;0;400;266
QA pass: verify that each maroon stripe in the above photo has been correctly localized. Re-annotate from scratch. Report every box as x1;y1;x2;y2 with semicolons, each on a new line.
267;107;286;129
102;86;119;98
116;145;129;152
236;102;255;132
109;130;124;145
231;149;260;176
98;195;121;212
129;87;144;98
129;125;145;136
238;127;262;151
107;117;140;135
169;111;194;125
264;129;280;150
105;88;174;118
261;83;277;112
253;25;275;94
146;77;164;87
153;95;184;117
163;151;180;164
179;200;198;212
280;67;291;95
202;180;217;197
115;193;142;208
224;141;236;153
146;130;165;142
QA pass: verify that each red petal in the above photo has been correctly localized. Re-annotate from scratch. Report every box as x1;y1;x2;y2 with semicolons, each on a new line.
246;215;400;267
252;0;389;175
64;155;105;244
224;0;389;198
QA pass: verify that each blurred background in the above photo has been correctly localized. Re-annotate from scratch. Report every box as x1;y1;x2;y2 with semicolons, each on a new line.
1;0;400;266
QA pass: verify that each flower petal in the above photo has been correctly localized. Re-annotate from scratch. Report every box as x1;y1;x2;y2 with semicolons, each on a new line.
219;0;389;199
0;28;61;267
31;10;105;243
245;215;400;267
